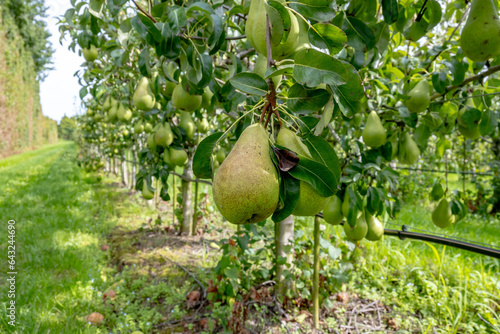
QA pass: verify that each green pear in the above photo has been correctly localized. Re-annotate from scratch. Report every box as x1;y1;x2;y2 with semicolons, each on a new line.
102;96;113;111
362;111;386;148
398;132;420;165
353;113;363;127
144;122;153;133
276;128;330;216
389;133;399;160
457;109;481;139
162;81;177;98
87;109;94;116
200;86;214;110
198;117;209;133
170;147;188;166
253;53;282;88
432;199;455;228
179;111;196;140
107;100;118;122
406;80;430;113
147;134;157;150
322;196;343;225
365;213;384;241
154;123;173;147
116;104;132;122
142;181;154;200
460;0;500;62
82;45;98;62
163;149;174;168
246;0;300;60
344;212;368;241
216;149;226;163
133;77;156;111
134;121;144;134
172;84;202;112
212;123;279;225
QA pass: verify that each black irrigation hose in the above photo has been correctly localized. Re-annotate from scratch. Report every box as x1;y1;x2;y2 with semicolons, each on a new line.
383;227;500;259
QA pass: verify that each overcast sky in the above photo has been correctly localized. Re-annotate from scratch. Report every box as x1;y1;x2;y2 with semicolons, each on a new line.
39;0;82;123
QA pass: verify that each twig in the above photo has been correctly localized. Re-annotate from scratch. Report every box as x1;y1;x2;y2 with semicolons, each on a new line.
424;6;469;72
430;65;500;100
185;34;246;41
429;91;500;104
170;172;213;185
132;0;157;23
160;255;207;299
477;313;500;332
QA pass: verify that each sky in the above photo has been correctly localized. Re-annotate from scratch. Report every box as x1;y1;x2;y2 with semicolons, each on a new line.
39;0;83;123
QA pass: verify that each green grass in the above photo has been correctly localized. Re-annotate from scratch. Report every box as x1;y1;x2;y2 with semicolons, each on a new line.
327;204;500;333
0;142;136;333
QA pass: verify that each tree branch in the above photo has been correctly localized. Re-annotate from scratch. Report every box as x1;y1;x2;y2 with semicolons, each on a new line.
430;65;500;100
132;0;157;23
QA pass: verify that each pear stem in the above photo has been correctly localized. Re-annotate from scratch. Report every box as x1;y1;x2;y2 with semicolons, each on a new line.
312;216;320;329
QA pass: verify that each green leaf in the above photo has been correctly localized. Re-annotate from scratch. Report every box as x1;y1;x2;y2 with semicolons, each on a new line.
209;14;224;53
230;72;269;96
288;156;337;197
224;267;239;280
308;23;347;55
382;0;399;24
79;87;88;99
289;0;336;21
193;132;224;179
479;109;498;136
89;0;104;18
344;17;376;51
329;61;364;117
461;108;482;128
272;174;300;222
451;199;467;222
366;186;380;215
266;1;291;45
138;13;162;43
293;48;348;87
138;47;150;77
287;84;330;114
303;135;340;185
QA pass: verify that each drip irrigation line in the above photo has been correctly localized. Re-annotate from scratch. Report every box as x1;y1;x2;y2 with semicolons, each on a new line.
384;222;500;250
383;227;500;259
394;166;493;176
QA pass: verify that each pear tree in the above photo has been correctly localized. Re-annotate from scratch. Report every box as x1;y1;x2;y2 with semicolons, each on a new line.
62;0;500;329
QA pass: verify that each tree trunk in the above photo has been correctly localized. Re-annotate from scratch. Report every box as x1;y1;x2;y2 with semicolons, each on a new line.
275;215;295;295
131;147;137;190
192;181;199;235
181;156;194;236
490;136;500;213
120;153;128;186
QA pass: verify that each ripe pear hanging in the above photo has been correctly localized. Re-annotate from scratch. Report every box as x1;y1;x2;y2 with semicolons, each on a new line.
323;196;343;225
172;84;202;112
133;77;156;111
276;128;330;216
179;111;196;140
245;0;301;60
344;212;368;241
432;199;455;228
154;123;173;147
406;80;430;113
212;123;279;225
398;132;420;165
362;111;386;148
460;0;500;62
365;213;384;241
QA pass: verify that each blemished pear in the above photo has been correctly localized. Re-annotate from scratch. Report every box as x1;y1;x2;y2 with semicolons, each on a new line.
133;77;156;111
344;212;368;241
406;80;430;113
362;111;386;148
276;128;330;216
179;111;196;140
172;84;202;112
365;213;384;241
212;123;279;225
432;199;455;228
323;196;343;225
460;0;500;62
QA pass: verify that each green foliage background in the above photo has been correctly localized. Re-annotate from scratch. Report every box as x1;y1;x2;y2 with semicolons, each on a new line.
0;4;57;157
